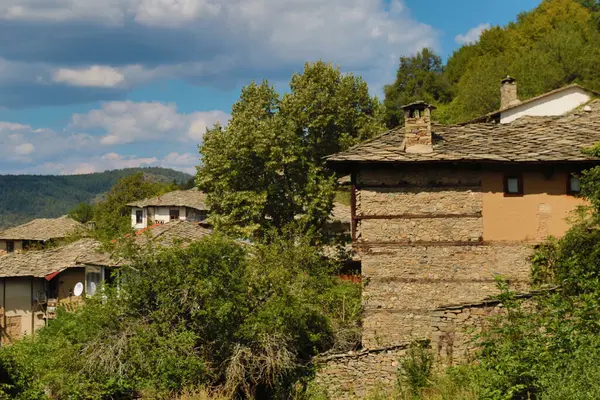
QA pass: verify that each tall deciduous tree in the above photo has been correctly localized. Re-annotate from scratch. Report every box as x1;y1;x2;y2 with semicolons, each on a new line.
281;61;383;164
197;63;384;239
383;48;452;128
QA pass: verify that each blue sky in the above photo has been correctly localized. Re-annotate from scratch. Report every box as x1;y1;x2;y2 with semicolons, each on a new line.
0;0;541;175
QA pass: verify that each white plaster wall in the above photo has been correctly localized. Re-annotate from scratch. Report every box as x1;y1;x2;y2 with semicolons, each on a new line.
151;206;186;224
0;240;23;254
131;207;147;230
501;87;591;124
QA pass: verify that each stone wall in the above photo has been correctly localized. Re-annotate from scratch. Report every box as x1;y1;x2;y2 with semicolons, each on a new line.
354;167;534;348
315;343;411;399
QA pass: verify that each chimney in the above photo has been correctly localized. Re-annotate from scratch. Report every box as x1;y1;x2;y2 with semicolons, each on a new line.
500;75;520;109
402;101;436;154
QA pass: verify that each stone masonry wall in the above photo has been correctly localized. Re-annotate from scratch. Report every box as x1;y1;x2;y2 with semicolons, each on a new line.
430;301;502;365
315;343;411;399
355;167;534;348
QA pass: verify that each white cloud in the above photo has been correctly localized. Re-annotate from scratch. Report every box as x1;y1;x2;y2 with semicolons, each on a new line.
0;120;97;163
455;23;490;45
53;65;125;87
14;143;35;155
0;0;439;105
70;101;229;145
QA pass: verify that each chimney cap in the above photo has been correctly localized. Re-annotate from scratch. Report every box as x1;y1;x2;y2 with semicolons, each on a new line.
501;75;516;85
401;101;437;110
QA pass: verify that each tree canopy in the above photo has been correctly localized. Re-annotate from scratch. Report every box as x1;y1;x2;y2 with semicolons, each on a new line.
197;61;384;240
384;0;600;125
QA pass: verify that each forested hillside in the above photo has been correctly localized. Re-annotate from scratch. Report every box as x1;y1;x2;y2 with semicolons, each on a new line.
0;167;192;229
384;0;600;126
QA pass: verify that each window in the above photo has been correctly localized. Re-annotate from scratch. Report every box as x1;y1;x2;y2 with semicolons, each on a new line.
85;266;102;297
504;175;523;195
135;210;143;224
169;209;180;221
6;241;14;253
568;174;581;195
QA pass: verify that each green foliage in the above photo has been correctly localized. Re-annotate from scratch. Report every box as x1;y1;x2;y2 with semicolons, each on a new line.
384;0;600;125
197;62;384;240
68;202;95;223
383;48;452;128
397;341;434;397
0;167;191;230
0;233;356;399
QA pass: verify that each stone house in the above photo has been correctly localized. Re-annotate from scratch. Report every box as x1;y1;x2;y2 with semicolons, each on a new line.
326;84;600;349
127;188;209;230
0;216;84;255
0;238;117;342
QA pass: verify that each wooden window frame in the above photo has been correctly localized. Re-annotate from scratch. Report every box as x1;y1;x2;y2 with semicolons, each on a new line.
567;173;582;196
169;209;180;221
135;210;143;224
503;174;523;196
6;241;14;253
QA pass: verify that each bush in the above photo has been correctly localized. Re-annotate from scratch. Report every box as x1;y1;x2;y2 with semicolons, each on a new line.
397;341;434;397
0;233;353;399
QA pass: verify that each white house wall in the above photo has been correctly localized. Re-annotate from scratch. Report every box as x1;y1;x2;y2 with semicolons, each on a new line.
131;207;147;230
501;87;591;124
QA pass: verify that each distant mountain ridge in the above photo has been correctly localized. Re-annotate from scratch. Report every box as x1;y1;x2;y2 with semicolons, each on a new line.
0;167;193;229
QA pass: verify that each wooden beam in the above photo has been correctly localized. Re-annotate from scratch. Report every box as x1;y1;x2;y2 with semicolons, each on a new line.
354;212;481;220
356;240;484;249
356;183;481;190
350;171;357;242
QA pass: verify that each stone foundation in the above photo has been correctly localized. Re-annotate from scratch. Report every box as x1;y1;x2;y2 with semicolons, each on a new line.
315;343;412;399
360;243;533;347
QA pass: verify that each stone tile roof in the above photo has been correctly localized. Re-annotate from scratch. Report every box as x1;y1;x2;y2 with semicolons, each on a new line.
132;220;213;247
127;188;208;211
327;100;600;164
0;216;85;241
0;239;110;278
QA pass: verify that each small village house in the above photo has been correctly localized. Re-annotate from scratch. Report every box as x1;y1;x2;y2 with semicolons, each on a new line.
0;220;214;343
0;216;84;255
0;239;117;342
327;79;600;349
127;188;209;229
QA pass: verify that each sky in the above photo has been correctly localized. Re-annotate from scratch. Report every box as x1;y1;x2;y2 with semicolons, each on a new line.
0;0;541;176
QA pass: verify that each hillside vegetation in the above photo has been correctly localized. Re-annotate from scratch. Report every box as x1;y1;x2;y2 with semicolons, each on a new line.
0;167;192;229
384;0;600;126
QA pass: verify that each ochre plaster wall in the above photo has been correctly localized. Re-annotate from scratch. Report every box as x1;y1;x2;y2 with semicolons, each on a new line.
57;268;85;303
482;171;587;242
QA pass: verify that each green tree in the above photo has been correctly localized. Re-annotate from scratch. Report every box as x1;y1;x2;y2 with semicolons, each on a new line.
281;61;383;163
383;48;452;128
67;202;94;223
197;63;383;240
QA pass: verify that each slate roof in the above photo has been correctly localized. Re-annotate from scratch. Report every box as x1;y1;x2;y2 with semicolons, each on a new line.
0;216;85;241
0;239;111;278
132;220;213;247
327;100;600;165
127;188;208;210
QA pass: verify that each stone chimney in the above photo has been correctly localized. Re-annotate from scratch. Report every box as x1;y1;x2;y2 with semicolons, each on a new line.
500;75;520;109
402;101;436;154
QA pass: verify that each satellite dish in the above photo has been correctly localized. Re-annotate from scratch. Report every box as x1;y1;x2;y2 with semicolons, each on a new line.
73;282;84;297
